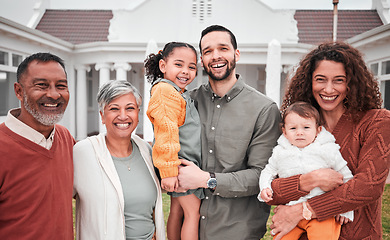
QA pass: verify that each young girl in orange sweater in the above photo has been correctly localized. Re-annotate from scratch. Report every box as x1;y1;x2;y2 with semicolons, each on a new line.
145;42;203;240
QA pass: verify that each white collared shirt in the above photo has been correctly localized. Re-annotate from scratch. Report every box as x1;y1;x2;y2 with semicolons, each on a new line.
5;108;55;150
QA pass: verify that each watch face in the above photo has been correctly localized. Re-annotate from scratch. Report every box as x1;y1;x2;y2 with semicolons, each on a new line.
207;178;217;188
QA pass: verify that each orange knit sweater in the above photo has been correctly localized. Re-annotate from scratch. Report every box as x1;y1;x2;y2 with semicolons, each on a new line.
147;82;186;178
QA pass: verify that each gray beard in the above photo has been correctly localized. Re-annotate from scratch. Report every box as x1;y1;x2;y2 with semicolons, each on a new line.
23;94;64;126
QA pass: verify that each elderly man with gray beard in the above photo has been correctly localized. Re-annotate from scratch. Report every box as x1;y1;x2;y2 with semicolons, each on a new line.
0;52;75;240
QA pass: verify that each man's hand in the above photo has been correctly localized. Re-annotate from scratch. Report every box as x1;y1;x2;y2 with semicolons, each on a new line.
270;204;303;240
300;168;343;192
178;159;209;190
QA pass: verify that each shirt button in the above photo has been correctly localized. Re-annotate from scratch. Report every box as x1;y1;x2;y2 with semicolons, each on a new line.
211;127;215;130
209;149;213;153
216;193;220;196
201;216;206;220
217;105;221;108
205;196;209;200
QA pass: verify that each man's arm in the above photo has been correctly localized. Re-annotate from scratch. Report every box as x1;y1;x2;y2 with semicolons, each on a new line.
179;102;280;198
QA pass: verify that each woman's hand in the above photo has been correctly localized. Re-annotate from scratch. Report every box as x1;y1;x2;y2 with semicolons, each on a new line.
270;204;303;240
161;177;178;192
300;168;343;192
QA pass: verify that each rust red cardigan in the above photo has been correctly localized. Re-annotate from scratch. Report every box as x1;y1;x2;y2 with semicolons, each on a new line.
270;109;390;240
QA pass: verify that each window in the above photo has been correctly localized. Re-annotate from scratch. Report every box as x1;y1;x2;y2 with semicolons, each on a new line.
382;81;390;110
370;63;379;76
381;60;390;75
371;59;390;110
0;72;19;115
0;51;9;65
12;54;23;67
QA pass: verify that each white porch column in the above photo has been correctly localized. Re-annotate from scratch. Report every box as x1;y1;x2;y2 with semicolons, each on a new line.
75;64;91;141
113;62;131;81
95;62;112;133
265;39;282;107
197;64;203;87
143;39;159;142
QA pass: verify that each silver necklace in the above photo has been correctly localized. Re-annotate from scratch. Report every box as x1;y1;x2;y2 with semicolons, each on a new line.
115;158;131;171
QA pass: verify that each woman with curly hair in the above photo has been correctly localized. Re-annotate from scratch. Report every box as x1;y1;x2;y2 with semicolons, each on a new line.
267;42;390;240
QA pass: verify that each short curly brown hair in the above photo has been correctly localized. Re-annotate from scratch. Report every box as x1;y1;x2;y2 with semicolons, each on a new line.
281;41;382;122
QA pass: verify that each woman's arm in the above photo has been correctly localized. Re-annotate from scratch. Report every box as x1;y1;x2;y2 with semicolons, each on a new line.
268;168;343;205
308;110;390;221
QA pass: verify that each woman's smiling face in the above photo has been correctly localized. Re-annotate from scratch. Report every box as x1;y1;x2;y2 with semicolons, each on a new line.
100;93;139;140
312;60;347;115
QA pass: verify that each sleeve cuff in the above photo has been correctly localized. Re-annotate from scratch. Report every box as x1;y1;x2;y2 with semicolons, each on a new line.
159;166;179;179
308;193;342;221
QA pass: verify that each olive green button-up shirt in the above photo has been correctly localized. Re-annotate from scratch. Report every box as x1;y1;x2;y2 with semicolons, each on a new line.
190;75;281;240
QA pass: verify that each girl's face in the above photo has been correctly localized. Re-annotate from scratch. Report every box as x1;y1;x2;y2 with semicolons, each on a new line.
312;60;348;115
159;47;197;90
100;93;139;140
282;112;321;148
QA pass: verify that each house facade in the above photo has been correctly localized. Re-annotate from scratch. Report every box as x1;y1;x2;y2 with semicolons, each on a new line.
1;0;389;141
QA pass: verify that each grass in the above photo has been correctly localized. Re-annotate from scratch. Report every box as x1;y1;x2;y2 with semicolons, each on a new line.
73;184;390;239
383;184;390;239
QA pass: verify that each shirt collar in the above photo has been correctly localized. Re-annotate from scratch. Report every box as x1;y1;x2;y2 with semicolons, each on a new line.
5;108;55;149
206;74;244;102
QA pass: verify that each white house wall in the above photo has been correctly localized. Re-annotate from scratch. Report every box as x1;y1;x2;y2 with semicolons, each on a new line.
109;0;298;45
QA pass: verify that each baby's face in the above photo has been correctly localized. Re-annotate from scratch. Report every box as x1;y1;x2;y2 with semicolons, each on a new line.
282;112;321;148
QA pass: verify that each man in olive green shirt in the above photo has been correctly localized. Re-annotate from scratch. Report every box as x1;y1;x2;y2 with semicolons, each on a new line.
178;25;280;239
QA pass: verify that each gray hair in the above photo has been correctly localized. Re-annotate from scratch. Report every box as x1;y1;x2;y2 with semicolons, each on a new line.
97;80;142;112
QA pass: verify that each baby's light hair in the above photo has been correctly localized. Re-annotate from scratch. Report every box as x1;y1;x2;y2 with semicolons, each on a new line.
281;101;322;129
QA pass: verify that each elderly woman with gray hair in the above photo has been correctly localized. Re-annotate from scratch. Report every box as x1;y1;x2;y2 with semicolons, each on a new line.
73;80;165;240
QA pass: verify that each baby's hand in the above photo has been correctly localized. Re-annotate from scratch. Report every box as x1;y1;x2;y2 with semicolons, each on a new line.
161;177;178;192
260;188;273;202
335;215;352;225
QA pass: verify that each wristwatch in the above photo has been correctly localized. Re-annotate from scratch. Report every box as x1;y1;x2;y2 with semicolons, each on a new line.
206;172;217;189
302;202;312;220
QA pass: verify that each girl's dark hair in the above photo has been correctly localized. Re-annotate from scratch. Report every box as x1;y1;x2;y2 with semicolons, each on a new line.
144;42;198;84
281;101;322;129
281;41;382;122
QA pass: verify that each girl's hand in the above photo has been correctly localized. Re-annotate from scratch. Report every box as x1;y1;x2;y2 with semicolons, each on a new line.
161;177;178;192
